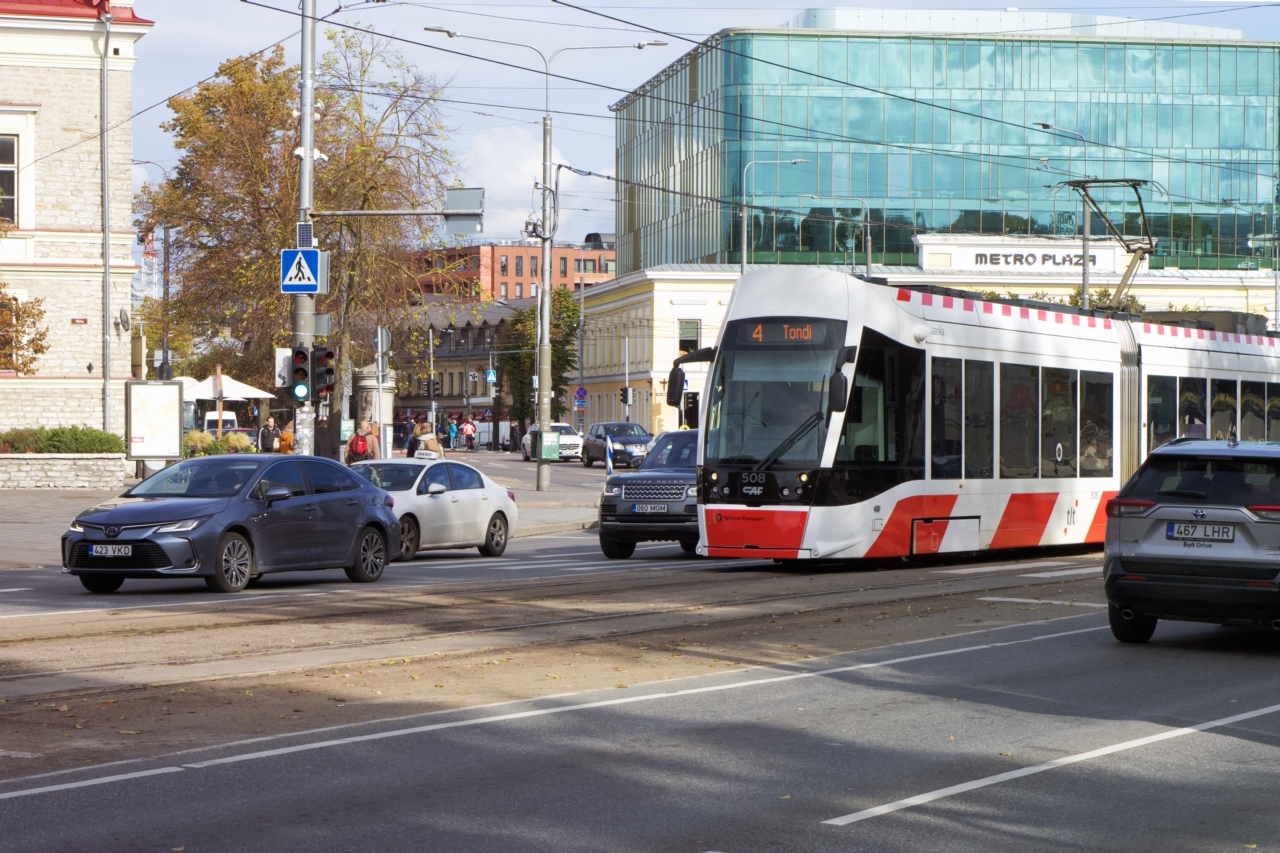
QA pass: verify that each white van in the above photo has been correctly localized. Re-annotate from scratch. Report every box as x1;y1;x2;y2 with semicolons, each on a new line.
202;412;238;432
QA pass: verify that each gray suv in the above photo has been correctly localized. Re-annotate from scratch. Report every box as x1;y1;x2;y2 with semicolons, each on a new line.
1104;439;1280;642
598;430;699;558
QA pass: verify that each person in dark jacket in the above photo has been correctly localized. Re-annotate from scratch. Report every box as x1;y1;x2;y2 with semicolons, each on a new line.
313;417;340;461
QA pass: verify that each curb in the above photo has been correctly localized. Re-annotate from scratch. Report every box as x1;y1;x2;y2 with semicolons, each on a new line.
514;519;599;539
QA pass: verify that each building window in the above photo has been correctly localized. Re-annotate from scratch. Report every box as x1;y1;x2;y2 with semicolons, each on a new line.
500;282;508;299
471;256;480;271
515;256;523;276
560;257;568;277
500;255;509;276
678;320;700;355
604;259;616;274
531;256;539;277
448;372;455;396
516;283;523;298
0;136;14;223
575;259;597;273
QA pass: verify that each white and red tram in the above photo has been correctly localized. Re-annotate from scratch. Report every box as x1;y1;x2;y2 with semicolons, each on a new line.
676;267;1280;561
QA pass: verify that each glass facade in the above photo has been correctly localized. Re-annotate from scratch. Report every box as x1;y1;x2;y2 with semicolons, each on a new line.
613;29;1280;275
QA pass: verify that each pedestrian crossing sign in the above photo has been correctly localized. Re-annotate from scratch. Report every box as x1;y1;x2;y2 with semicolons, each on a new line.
280;249;320;293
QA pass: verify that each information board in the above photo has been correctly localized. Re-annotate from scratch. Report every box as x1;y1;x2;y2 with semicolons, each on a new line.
125;380;185;460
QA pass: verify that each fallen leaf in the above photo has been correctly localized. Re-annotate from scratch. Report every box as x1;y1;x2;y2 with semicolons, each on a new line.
616;684;628;689
410;675;421;680
176;689;186;694
118;730;142;735
56;705;69;712
546;674;561;679
172;847;185;851
779;795;791;799
244;691;253;697
949;736;955;741
999;752;1012;756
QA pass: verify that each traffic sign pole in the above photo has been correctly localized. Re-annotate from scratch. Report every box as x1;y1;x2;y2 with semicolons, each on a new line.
290;0;319;456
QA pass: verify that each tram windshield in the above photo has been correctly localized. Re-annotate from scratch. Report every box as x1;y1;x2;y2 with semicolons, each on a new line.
704;318;847;468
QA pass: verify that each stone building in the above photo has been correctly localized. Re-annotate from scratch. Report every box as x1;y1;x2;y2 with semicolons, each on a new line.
0;0;151;432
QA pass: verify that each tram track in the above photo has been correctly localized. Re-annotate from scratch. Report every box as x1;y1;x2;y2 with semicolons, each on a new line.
0;561;1103;704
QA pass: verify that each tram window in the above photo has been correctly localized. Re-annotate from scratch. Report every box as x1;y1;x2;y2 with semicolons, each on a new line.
1000;364;1039;479
1148;375;1177;450
1179;377;1207;438
1242;382;1266;442
931;357;962;479
965;360;994;479
1267;383;1280;441
1080;371;1113;477
1210;379;1238;440
826;329;926;502
1041;368;1078;478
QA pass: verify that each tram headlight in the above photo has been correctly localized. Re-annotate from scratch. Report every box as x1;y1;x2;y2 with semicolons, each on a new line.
709;471;718;481
797;472;809;484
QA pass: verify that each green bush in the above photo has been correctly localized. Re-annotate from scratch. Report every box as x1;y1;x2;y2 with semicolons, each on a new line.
0;426;124;454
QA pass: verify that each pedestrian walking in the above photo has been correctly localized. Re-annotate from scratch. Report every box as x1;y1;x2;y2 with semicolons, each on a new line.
448;418;458;450
462;417;477;451
313;417;340;461
346;420;380;464
257;417;282;453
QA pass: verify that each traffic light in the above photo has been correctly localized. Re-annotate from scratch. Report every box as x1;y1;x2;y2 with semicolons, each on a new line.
289;346;310;402
431;378;442;398
311;347;336;401
619;386;632;406
419;379;429;394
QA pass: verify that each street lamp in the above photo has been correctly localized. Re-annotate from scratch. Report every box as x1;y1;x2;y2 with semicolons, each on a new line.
134;159;174;380
805;194;872;279
740;159;810;276
1035;122;1094;309
424;28;665;491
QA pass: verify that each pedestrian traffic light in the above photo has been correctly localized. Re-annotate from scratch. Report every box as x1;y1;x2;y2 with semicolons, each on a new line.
311;347;336;401
420;379;429;394
289;346;310;402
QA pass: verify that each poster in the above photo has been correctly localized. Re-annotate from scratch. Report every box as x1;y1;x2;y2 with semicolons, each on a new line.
125;381;184;460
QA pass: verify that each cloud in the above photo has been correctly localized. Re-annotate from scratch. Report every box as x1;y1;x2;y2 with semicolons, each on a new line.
456;124;613;243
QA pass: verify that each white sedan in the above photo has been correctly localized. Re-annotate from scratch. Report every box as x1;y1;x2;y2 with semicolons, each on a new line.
351;456;519;561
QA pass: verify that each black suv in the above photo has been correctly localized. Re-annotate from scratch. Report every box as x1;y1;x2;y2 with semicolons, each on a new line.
582;422;652;468
598;430;698;558
1105;439;1280;643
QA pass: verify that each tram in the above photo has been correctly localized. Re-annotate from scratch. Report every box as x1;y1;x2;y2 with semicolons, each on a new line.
667;267;1280;561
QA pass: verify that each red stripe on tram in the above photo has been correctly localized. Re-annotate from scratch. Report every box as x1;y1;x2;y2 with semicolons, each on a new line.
1085;491;1118;543
989;493;1059;549
864;495;959;558
704;507;808;557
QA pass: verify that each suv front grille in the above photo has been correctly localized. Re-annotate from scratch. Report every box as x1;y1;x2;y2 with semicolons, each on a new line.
621;484;687;501
69;541;172;570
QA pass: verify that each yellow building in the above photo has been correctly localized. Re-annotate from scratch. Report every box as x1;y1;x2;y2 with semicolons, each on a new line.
578;265;737;435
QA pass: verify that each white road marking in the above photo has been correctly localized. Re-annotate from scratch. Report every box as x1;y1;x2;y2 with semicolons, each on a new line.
0;592;332;620
979;597;1107;609
822;700;1280;826
1019;566;1101;579
933;560;1072;576
0;767;182;801
0;588;33;593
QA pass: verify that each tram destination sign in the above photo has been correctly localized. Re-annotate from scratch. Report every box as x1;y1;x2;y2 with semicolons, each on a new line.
737;321;832;345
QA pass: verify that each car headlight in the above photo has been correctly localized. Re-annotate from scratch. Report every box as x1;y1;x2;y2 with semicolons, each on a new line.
155;517;210;533
611;440;623;450
686;485;697;497
602;483;622;496
68;519;84;532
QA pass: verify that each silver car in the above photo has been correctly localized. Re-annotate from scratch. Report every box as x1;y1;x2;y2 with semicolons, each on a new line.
1104;439;1280;643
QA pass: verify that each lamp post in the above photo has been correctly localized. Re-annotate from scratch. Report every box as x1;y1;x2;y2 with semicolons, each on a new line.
740;159;810;276
425;28;665;490
134;160;174;380
805;194;872;279
1035;122;1092;309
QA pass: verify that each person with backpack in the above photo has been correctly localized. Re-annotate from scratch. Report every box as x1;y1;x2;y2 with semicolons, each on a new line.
346;420;380;464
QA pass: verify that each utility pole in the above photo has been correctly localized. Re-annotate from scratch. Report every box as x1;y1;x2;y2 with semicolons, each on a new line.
292;0;318;455
159;224;172;380
100;10;113;433
577;246;585;432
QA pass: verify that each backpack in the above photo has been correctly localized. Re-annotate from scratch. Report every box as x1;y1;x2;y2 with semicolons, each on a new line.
349;433;370;460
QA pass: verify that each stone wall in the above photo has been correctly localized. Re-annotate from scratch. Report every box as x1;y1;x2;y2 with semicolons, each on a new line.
0;453;130;490
0;378;125;433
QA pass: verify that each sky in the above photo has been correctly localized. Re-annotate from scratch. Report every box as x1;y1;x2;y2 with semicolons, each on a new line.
128;1;1280;244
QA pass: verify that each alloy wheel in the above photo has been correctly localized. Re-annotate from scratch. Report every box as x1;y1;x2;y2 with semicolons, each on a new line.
221;538;252;587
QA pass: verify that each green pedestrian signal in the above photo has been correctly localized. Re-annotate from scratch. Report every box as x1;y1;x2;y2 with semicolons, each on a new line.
289;346;311;402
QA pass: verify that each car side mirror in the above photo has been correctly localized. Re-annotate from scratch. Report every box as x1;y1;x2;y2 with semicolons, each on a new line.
426;482;447;496
263;485;292;505
828;371;849;413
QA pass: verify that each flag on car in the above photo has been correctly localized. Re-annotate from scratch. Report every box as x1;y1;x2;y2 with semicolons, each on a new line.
605;439;613;474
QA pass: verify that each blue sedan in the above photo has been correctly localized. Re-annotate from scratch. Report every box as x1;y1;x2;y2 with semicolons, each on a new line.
62;454;401;593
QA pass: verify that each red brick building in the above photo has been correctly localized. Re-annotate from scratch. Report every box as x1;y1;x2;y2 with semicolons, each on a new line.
415;234;616;300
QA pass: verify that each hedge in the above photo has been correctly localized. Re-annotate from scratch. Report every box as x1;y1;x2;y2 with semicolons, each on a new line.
0;426;126;454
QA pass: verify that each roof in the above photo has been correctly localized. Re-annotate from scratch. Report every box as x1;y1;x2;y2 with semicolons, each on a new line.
414;296;535;328
0;0;152;24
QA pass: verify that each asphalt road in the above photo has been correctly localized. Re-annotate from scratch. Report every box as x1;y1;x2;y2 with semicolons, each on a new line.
3;612;1278;851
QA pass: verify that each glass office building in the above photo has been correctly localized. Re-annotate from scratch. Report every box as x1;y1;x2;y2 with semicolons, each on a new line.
612;12;1280;276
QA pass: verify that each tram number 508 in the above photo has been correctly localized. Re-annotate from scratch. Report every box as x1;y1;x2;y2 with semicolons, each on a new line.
740;471;767;497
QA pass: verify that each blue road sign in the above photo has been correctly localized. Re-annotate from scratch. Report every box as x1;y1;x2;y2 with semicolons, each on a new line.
574;386;587;401
281;249;320;293
486;369;497;384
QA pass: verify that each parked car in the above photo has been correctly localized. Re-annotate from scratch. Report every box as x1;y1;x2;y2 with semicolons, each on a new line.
582;422;652;468
521;423;583;462
62;454;400;594
351;456;519;561
597;430;699;559
1104;438;1280;643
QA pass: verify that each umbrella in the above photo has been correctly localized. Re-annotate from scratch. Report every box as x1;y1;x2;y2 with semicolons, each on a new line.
189;375;276;401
